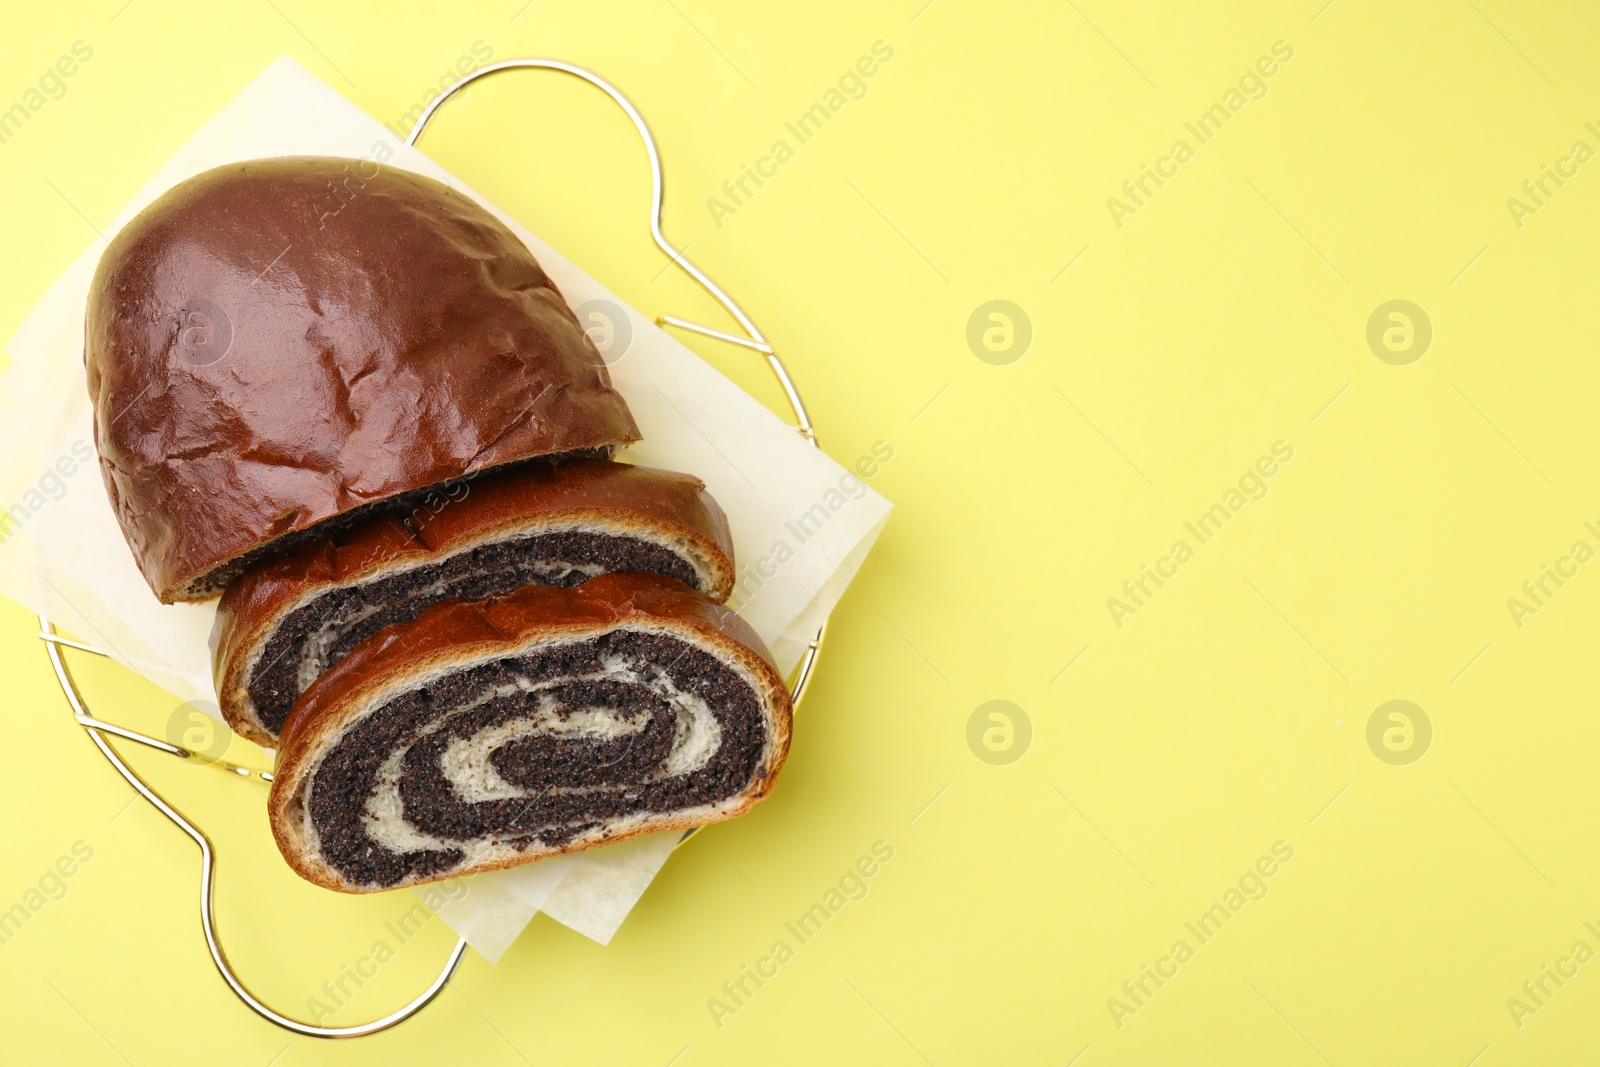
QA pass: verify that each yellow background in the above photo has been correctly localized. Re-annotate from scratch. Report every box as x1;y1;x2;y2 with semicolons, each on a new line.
2;0;1597;1063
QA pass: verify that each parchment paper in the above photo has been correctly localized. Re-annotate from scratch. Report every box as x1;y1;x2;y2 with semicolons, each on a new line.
0;57;891;961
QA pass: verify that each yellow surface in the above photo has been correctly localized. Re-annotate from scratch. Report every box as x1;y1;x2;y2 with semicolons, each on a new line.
2;1;1598;1063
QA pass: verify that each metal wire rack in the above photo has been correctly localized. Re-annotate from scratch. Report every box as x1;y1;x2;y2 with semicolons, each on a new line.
39;58;824;1039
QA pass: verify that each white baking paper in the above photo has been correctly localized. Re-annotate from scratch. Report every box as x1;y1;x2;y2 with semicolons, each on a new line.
0;57;890;961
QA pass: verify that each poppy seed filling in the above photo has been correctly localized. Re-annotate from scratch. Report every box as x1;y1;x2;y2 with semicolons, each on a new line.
247;531;700;736
300;630;764;888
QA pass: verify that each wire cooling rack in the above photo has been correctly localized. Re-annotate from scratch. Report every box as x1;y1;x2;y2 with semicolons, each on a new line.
38;58;824;1039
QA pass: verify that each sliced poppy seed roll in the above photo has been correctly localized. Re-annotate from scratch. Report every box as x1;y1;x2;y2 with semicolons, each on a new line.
212;459;735;748
267;573;792;892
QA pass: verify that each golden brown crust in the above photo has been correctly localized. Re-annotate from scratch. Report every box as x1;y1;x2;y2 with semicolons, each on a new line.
267;573;791;893
86;157;640;603
211;458;736;747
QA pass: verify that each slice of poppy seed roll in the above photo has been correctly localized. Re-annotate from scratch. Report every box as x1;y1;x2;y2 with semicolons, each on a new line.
267;573;792;892
212;458;735;748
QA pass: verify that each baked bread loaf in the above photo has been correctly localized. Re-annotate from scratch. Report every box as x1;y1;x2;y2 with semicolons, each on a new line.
85;156;640;603
268;573;791;892
213;458;736;747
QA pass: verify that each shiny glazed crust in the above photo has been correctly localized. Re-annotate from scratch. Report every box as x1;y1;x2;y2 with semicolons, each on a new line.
85;156;640;602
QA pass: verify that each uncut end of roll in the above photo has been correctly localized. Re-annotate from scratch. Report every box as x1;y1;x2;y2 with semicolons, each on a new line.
266;573;791;893
87;158;641;604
